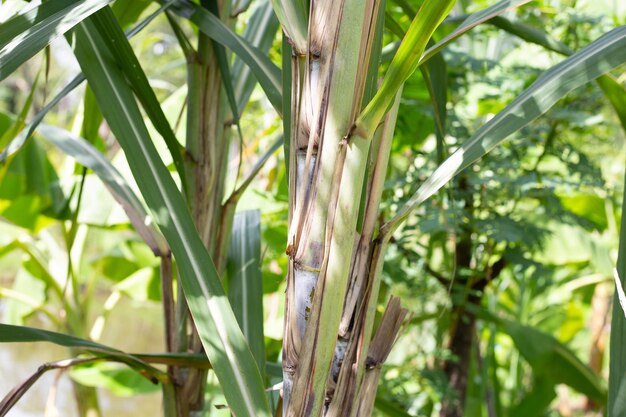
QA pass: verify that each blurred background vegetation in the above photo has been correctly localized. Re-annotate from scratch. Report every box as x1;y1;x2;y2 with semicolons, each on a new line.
0;0;625;416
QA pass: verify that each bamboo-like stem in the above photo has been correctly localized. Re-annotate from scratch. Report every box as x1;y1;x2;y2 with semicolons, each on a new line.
159;254;185;417
181;22;230;416
323;89;402;417
283;0;382;415
339;87;402;336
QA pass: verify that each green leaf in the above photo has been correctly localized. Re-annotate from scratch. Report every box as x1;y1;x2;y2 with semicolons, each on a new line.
168;0;283;116
501;320;606;403
508;378;557;417
420;0;532;65
111;0;153;29
0;138;67;226
281;34;292;176
488;15;572;56
114;267;161;302
420;46;447;163
0;324;169;416
3;268;46;325
373;396;412;417
233;0;280;114
90;6;187;193
610;163;626;416
596;74;626;133
356;0;455;138
611;372;626;417
382;25;626;238
488;14;626;136
70;16;271;417
270;0;308;53
0;1;174;163
0;0;113;81
80;86;103;144
559;194;608;231
0;324;163;375
36;124;168;256
226;210;266;380
70;362;160;397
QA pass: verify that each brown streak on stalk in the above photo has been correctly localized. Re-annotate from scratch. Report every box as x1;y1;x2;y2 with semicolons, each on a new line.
160;255;186;417
353;297;408;416
286;138;350;415
292;0;344;267
348;0;381;124
327;240;382;416
284;51;306;411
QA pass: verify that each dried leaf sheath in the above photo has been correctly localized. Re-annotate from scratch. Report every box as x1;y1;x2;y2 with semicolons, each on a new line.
283;0;383;415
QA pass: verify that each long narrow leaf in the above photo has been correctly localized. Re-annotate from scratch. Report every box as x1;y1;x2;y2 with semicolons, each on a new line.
0;324;166;379
0;0;113;81
233;0;280;114
420;0;531;65
167;0;283;116
488;15;572;56
199;0;242;129
270;0;307;53
71;17;271;417
89;6;187;192
488;15;626;133
355;0;455;138
226;210;266;381
382;25;626;238
609;161;626;416
501;320;606;402
0;1;173;163
36;124;168;256
381;0;531;65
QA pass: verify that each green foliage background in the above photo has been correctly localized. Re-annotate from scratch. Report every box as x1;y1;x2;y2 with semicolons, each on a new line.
0;0;625;416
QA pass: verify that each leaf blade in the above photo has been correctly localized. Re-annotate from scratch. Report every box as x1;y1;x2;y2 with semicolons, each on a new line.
0;0;113;81
382;25;626;238
70;16;271;417
168;0;283;116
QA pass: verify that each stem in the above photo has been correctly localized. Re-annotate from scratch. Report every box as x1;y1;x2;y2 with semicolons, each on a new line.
72;381;102;417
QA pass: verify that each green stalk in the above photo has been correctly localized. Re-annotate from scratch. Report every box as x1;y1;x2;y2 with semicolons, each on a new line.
326;89;403;417
181;29;229;415
71;379;102;417
284;0;381;414
608;157;626;416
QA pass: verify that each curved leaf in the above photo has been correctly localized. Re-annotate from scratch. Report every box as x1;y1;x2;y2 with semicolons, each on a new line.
70;16;271;417
502;320;606;403
420;0;531;65
233;0;280;114
167;0;283;116
382;25;626;238
0;324;163;376
0;1;174;163
0;0;113;81
356;0;455;138
227;210;265;380
36;124;168;256
89;5;187;192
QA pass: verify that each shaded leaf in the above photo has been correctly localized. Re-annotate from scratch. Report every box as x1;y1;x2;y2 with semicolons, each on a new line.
0;0;113;81
70;16;271;417
383;25;626;238
227;210;266;380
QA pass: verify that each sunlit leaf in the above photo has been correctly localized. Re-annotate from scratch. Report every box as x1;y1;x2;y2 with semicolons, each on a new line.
0;0;113;81
383;25;626;238
70;15;271;417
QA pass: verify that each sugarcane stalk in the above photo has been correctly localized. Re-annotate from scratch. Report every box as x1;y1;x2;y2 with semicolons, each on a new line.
282;1;381;415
